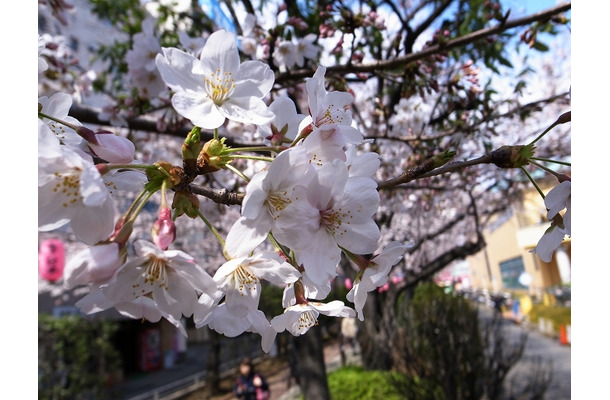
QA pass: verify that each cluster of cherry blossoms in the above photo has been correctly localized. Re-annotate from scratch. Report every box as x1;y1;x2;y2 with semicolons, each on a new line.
38;29;409;352
38;5;572;350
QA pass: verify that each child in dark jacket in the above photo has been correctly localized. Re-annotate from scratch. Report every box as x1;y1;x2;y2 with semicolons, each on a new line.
234;357;270;400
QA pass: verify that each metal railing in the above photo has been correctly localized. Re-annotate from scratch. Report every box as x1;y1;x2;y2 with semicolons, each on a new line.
125;354;263;400
125;370;207;400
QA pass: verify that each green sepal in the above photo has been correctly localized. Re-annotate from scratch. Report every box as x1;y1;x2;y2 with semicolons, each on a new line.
172;191;200;219
432;149;457;168
491;144;536;169
182;126;202;161
145;161;174;193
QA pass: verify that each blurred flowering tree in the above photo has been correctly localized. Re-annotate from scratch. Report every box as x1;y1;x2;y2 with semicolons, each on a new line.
38;0;570;398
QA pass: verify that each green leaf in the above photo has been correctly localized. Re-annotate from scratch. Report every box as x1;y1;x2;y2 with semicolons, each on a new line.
497;55;513;68
533;41;550;52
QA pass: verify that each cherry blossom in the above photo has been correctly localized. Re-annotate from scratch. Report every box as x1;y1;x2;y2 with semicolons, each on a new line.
35;3;572;358
282;277;332;304
271;301;355;336
237;13;260;57
295;34;319;66
388;96;432;137
224;145;315;257
302;66;364;163
545;180;571;235
282;160;381;286
346;241;410;320
151;206;176;250
63;242;124;289
38;121;117;245
530;225;567;263
78;292;188;336
258;96;307;147
197;304;277;353
213;251;301;318
125;17;166;98
87;130;136;163
273;40;298;69
38;92;84;146
344;145;381;178
155;29;275;129
272;33;319;69
38;35;48;73
77;240;218;322
530;180;571;263
178;30;207;56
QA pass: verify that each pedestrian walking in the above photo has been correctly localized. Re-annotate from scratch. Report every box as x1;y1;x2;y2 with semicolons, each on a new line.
234;357;270;400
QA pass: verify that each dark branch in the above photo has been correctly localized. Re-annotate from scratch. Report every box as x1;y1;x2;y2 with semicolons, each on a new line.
68;103;267;150
404;231;485;288
275;2;571;83
185;184;245;206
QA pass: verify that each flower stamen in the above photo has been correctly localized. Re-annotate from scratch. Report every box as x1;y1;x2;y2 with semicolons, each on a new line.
298;310;318;330
205;68;236;105
320;207;353;237
144;256;169;290
235;265;260;296
52;170;81;207
266;190;293;220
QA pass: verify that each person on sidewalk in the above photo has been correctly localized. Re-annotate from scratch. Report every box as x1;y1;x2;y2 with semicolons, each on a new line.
234;357;270;400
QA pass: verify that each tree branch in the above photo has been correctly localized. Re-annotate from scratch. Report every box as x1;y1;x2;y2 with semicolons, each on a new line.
68;103;267;150
183;183;245;206
377;154;493;190
275;2;571;83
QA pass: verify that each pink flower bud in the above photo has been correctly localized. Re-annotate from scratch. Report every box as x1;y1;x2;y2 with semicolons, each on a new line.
345;278;353;290
152;207;176;250
39;239;65;282
88;131;135;163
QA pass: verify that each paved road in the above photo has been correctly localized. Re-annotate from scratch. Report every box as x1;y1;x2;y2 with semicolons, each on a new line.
479;307;571;400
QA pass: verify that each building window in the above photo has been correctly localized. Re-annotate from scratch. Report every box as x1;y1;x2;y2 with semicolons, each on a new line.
499;256;527;289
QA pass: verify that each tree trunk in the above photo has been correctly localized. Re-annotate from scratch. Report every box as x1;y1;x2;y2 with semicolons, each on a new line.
294;325;330;400
205;328;222;395
357;289;395;370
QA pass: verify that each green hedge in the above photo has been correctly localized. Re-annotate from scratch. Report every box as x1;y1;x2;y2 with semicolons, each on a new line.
38;313;122;400
328;365;442;400
527;304;571;332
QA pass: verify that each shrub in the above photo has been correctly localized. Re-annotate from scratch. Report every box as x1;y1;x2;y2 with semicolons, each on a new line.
527;304;571;332
328;365;407;400
389;281;552;400
38;313;122;400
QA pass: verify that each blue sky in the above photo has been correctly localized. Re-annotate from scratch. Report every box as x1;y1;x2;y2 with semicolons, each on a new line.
505;0;563;15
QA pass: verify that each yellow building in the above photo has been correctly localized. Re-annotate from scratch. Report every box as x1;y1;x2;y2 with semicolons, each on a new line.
466;184;571;300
